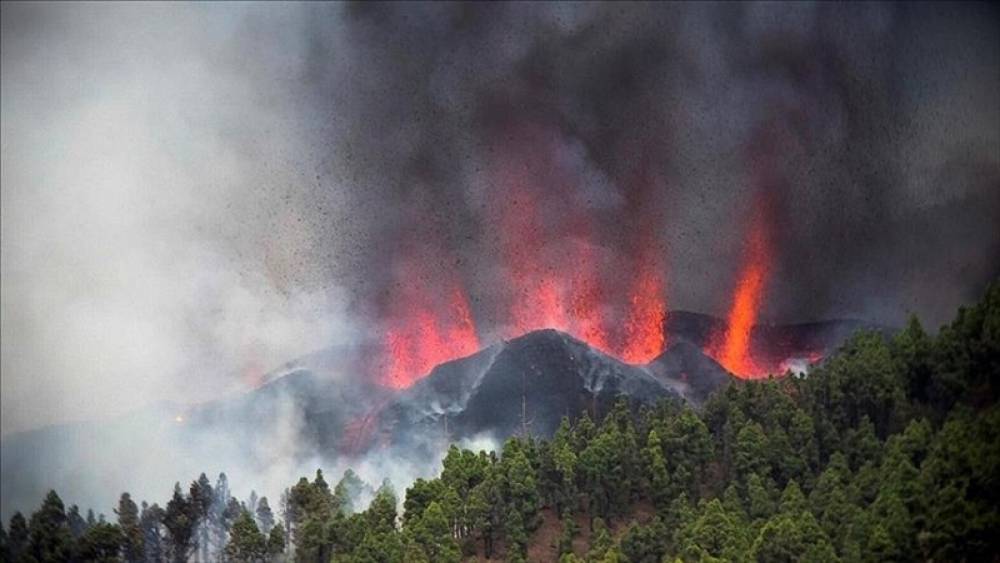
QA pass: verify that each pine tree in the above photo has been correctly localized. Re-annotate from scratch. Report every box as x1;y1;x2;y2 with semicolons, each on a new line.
255;496;275;535
66;505;87;540
7;512;29;561
503;505;528;562
502;441;542;531
190;473;213;562
27;490;73;563
619;518;668;563
75;522;124;562
225;510;267;563
586;517;613;561
0;522;8;563
116;492;143;563
333;469;365;515
677;499;746;561
163;483;196;563
643;429;671;509
410;502;460;563
211;472;232;556
468;465;502;558
556;511;577;558
139;502;166;563
266;524;285;560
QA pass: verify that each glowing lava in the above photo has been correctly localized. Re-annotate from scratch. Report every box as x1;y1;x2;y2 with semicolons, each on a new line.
490;123;665;363
709;123;785;379
377;123;671;389
380;258;481;389
620;264;667;363
712;220;770;378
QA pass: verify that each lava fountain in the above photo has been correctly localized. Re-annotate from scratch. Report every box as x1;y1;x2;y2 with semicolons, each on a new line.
379;249;481;389
711;212;771;378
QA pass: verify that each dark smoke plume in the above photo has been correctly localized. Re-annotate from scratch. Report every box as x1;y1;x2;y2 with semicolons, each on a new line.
294;2;999;335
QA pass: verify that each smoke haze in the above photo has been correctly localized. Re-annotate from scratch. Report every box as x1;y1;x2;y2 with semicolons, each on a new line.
2;0;998;517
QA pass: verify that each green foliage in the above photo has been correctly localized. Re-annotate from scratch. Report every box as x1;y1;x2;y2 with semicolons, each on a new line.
26;491;74;563
266;524;285;556
10;282;1000;563
556;511;577;558
162;483;196;563
74;522;123;562
225;510;267;562
115;493;143;563
618;517;667;563
406;501;459;563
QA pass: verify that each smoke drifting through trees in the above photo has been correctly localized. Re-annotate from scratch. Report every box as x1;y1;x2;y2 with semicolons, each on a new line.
2;0;998;527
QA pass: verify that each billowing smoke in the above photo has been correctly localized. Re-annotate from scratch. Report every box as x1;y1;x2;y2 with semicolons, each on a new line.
301;1;999;377
2;1;998;519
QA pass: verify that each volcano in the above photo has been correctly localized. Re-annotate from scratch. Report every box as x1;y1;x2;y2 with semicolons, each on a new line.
381;329;679;446
0;312;880;518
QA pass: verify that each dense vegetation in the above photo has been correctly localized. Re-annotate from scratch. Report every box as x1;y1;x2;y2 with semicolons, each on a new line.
2;283;998;562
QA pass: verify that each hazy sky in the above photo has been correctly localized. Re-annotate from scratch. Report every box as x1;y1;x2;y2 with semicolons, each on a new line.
3;2;998;435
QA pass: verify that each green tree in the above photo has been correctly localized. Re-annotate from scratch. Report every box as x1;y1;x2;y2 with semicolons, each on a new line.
75;522;124;562
619;518;667;563
8;512;29;562
586;517;613;562
749;511;836;563
139;502;165;563
503;505;528;562
501;440;542;531
333;469;366;515
735;422;769;482
643;429;671;509
116;492;143;563
677;499;747;562
745;472;773;521
163;483;196;563
468;464;503;558
27;490;73;563
255;496;275;535
225;510;267;562
66;505;87;540
409;502;459;563
189;473;213;563
266;524;285;560
556;512;577;558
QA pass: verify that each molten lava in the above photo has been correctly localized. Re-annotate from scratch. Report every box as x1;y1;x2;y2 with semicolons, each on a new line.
490;124;665;364
708;123;788;379
380;259;481;389
711;221;770;378
621;264;667;363
376;123;671;389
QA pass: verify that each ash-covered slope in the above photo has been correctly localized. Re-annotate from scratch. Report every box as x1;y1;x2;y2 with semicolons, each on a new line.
645;341;733;405
379;329;680;447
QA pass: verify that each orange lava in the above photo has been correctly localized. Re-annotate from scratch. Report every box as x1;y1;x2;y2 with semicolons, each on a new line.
713;224;769;378
380;261;481;389
490;124;665;363
378;123;671;389
620;265;667;363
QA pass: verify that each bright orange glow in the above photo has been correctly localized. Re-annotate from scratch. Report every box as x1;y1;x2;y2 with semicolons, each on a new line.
379;259;481;389
377;125;673;389
713;230;769;378
490;130;665;364
621;265;667;363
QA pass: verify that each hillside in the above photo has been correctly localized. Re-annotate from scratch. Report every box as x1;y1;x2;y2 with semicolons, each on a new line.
3;283;998;562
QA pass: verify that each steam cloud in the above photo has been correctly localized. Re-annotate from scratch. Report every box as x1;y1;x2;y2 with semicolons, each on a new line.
2;1;998;518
